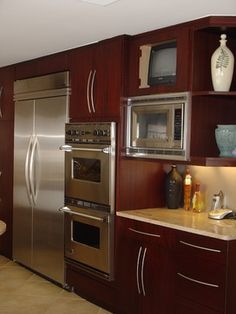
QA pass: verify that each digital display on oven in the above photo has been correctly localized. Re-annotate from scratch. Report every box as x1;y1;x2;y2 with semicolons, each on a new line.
72;157;101;182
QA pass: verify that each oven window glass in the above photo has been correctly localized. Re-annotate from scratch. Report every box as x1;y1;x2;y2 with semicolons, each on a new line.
136;112;167;140
72;221;100;249
72;157;101;182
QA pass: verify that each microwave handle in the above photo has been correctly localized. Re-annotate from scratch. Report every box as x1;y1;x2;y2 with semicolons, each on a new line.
58;206;107;223
59;145;111;154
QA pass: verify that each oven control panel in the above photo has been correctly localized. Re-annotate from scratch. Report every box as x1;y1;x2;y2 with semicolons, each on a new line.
65;122;115;144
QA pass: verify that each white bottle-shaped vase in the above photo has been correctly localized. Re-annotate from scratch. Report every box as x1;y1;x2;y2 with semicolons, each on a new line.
211;34;234;92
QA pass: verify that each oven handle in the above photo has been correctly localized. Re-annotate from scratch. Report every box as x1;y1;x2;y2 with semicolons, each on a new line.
59;145;111;154
58;206;107;222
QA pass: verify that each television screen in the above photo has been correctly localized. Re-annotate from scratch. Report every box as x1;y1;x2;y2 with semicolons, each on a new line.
148;41;177;86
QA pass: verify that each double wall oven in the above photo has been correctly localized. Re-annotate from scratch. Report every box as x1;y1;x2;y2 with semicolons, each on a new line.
60;122;116;280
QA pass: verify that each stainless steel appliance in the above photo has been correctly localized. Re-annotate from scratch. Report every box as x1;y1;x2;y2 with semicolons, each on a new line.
125;92;191;160
60;122;116;280
13;71;70;285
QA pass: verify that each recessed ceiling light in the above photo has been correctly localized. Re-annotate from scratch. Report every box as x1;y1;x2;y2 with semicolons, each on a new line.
80;0;120;6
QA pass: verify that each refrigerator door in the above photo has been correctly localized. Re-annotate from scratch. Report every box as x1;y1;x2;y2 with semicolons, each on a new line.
32;96;67;284
13;99;35;268
13;71;69;285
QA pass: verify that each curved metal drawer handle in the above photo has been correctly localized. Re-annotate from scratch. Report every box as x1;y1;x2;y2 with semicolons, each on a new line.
177;272;219;288
136;247;142;295
129;227;161;238
140;247;147;296
90;70;96;113
179;240;221;253
86;70;92;114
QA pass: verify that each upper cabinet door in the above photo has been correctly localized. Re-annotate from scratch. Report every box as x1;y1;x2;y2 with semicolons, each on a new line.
0;66;14;121
68;43;102;120
68;36;127;121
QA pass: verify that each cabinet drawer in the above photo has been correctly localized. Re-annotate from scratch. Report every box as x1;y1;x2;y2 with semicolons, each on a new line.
175;231;227;264
175;269;225;312
126;219;170;247
176;296;222;314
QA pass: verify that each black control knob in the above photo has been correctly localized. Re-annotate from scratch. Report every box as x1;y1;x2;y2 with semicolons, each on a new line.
93;129;99;136
66;130;72;136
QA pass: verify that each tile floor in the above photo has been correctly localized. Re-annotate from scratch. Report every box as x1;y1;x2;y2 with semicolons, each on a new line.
0;255;112;314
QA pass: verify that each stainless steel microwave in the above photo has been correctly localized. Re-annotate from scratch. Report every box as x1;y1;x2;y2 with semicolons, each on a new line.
125;92;191;160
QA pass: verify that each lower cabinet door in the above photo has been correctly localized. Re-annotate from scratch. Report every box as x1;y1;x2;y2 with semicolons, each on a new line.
175;297;223;314
116;217;174;314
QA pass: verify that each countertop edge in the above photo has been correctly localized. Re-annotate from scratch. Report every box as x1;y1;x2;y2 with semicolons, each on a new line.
116;210;236;241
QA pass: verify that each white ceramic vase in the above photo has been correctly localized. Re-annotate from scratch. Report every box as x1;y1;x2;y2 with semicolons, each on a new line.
211;34;234;92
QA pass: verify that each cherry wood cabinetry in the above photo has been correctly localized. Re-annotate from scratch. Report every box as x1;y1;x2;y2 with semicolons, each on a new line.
0;121;14;258
126;16;236;167
174;230;236;314
128;25;190;96
65;261;116;313
116;158;165;211
0;66;14;121
68;35;128;121
116;217;175;314
189;16;236;167
116;216;236;314
14;51;68;80
0;66;14;258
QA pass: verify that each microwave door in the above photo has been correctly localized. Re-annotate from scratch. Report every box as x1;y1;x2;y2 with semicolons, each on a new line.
131;106;169;148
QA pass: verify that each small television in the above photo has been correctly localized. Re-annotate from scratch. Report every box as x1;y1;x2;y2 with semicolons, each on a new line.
148;41;177;86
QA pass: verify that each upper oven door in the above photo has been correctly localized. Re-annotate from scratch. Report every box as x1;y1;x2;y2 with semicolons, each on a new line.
64;144;112;206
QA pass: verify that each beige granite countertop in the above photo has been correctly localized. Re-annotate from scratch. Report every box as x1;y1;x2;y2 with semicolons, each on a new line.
116;208;236;240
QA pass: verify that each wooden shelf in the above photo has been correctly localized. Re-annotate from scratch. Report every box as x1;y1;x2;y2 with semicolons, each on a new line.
190;156;236;167
192;91;236;96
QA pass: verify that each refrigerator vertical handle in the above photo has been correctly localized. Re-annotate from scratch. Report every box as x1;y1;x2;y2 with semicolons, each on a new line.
29;136;38;205
25;136;34;206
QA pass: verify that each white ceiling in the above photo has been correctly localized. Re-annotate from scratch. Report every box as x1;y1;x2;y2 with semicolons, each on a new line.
0;0;236;67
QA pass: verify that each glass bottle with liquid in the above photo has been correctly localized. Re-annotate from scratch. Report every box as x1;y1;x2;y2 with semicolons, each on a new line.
192;183;204;213
183;168;192;211
165;165;183;209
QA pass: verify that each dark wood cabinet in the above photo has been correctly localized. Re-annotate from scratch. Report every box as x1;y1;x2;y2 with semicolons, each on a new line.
188;16;236;167
65;261;116;313
0;121;14;258
126;16;236;167
0;66;14;121
68;36;128;121
116;217;175;314
116;215;236;314
174;230;236;314
127;25;190;96
0;65;14;258
14;51;68;80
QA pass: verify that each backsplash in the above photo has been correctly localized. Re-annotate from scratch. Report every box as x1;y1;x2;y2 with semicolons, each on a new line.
164;165;236;211
189;166;236;211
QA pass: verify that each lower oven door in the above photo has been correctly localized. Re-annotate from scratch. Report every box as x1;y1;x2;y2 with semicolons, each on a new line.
64;205;113;278
64;144;115;208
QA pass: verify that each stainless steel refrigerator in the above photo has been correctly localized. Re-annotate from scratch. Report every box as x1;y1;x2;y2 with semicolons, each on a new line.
13;71;70;285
